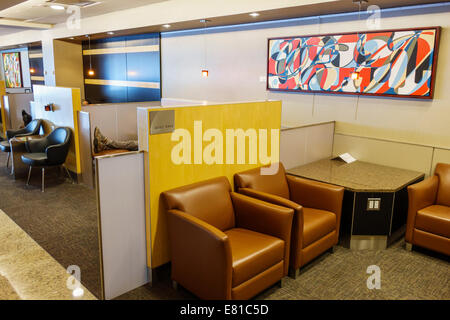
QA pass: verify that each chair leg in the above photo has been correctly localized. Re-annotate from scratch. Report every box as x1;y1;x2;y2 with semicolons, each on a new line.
63;165;74;184
172;280;179;291
278;278;285;288
41;167;45;192
329;245;337;253
289;267;300;279
6;152;10;169
405;243;413;252
26;166;32;185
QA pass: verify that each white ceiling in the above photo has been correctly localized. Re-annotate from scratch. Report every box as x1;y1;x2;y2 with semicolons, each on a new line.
0;0;168;34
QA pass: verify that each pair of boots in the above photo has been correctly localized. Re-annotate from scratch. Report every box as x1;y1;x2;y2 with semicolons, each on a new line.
93;127;139;153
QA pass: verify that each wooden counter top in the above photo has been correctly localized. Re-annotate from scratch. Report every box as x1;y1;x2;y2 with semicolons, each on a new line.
286;159;425;192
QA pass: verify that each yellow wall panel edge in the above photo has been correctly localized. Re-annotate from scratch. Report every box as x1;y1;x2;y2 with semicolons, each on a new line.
146;101;282;268
71;88;82;174
0;81;6;136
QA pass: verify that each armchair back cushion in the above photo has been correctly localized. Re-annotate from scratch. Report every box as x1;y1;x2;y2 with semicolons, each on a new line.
6;119;42;140
234;163;290;199
435;163;450;207
24;127;72;165
163;176;235;231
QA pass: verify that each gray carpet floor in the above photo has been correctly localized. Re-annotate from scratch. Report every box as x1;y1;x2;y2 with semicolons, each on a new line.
0;152;448;300
116;239;449;300
0;152;102;298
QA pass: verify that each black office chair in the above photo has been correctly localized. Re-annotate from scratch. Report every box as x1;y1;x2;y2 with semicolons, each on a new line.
0;119;42;172
21;127;73;192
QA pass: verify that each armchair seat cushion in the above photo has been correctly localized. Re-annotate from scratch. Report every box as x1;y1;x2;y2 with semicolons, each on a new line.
21;153;48;166
225;228;284;287
0;141;10;153
416;205;450;238
303;208;336;248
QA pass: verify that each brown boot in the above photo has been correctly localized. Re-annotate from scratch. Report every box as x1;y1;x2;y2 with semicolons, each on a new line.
93;127;111;153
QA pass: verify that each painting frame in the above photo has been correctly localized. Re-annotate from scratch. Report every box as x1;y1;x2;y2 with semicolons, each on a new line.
267;26;441;99
2;52;23;89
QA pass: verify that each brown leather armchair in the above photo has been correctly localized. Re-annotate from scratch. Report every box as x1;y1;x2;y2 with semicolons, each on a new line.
234;163;344;278
406;163;450;255
161;176;294;300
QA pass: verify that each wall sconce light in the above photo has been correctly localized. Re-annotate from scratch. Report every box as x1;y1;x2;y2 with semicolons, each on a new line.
44;103;55;112
202;70;209;77
30;68;36;74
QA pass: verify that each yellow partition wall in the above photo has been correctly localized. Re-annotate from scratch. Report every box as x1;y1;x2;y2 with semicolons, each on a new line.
0;81;6;137
145;101;281;268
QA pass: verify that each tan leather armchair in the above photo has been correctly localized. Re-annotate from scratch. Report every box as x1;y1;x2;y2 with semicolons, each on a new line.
162;176;294;300
234;163;344;278
406;163;450;255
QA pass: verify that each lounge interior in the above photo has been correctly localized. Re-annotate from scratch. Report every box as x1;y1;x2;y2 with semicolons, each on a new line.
0;0;448;301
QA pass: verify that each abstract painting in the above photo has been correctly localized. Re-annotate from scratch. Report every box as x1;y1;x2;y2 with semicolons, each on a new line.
2;52;23;88
267;27;440;98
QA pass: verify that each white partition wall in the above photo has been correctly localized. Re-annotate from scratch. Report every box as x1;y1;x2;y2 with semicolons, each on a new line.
95;152;149;300
280;121;335;170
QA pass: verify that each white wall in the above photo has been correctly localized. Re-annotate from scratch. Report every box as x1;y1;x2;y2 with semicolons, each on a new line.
0;0;333;47
161;7;450;150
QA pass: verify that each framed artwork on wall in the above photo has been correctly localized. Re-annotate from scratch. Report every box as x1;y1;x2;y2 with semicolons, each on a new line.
2;52;23;88
267;26;440;99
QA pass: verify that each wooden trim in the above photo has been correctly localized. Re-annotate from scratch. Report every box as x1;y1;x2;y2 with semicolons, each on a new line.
30;76;45;81
267;26;441;99
85;78;160;89
83;45;159;55
28;53;43;59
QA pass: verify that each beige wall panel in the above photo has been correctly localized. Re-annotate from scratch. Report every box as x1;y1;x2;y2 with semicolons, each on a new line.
161;11;450;149
431;148;450;175
333;134;434;175
305;122;334;164
280;127;307;170
53;40;85;100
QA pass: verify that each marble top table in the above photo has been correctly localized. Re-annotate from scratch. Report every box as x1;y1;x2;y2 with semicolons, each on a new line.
287;158;425;193
286;158;425;250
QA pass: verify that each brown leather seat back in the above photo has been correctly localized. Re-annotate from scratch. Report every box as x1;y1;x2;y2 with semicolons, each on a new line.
234;162;290;199
435;163;450;207
162;176;235;231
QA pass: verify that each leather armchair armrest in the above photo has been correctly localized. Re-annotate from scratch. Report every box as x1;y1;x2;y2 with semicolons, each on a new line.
231;192;293;275
406;176;439;242
287;175;344;216
25;138;48;153
238;187;303;212
167;209;233;299
6;128;26;140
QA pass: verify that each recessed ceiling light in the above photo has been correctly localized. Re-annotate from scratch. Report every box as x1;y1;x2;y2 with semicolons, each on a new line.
249;12;260;17
162;24;171;28
50;5;65;10
107;31;114;35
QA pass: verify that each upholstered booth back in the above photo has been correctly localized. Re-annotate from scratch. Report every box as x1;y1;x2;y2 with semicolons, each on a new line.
435;163;450;207
162;176;235;231
234;163;290;199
